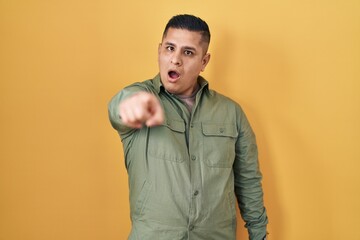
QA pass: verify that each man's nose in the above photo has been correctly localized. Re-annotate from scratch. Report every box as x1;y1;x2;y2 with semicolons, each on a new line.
171;51;182;66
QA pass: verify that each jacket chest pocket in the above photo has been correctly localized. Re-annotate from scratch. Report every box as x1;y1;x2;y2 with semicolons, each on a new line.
202;122;238;168
148;118;187;163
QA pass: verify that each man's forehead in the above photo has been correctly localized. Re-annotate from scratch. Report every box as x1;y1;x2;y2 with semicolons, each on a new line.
162;28;207;48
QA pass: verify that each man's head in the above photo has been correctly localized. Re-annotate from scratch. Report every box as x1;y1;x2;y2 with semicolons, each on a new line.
162;14;211;52
158;14;211;96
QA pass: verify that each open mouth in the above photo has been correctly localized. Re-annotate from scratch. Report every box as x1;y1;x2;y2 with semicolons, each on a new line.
168;70;180;80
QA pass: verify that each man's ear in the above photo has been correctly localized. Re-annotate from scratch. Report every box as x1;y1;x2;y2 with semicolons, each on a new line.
158;43;162;55
201;53;211;72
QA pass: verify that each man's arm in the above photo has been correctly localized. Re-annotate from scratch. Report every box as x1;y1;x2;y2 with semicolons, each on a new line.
233;106;268;240
108;87;164;136
119;92;164;128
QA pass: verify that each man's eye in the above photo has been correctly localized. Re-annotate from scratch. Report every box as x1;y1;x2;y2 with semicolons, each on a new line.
184;50;193;55
166;46;174;51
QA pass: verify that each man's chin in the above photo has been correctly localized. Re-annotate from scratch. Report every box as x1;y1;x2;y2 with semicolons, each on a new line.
164;85;177;94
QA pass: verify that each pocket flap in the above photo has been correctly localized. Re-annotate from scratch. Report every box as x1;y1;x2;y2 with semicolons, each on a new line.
164;118;185;133
202;122;238;137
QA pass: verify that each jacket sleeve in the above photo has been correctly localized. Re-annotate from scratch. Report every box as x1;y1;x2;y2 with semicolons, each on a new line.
108;84;146;139
233;105;268;240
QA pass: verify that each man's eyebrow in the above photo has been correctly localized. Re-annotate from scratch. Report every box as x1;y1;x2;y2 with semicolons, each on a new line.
163;41;197;51
183;46;197;51
164;41;175;46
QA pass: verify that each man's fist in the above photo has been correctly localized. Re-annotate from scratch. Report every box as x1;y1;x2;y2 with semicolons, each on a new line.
119;92;164;128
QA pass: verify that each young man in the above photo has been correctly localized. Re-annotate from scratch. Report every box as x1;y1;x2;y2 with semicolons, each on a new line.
108;14;268;240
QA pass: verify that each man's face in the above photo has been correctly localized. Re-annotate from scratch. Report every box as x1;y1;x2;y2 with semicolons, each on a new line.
158;28;210;96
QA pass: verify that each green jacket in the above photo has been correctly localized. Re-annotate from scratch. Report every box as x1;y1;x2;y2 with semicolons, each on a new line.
108;75;268;240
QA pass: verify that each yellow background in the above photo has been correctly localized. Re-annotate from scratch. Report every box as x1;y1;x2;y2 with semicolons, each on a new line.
1;1;359;239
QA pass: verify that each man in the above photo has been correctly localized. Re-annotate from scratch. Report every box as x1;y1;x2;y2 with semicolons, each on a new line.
108;14;268;240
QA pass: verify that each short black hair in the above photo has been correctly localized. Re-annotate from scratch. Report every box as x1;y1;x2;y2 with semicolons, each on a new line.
163;14;211;45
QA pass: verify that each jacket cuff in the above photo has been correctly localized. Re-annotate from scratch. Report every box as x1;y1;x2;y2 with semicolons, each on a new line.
248;227;268;240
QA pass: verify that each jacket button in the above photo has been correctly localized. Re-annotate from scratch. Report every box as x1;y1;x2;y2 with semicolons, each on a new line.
191;155;196;161
194;190;199;196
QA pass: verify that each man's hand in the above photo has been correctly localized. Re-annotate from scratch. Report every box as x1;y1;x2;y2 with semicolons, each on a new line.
119;92;164;128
